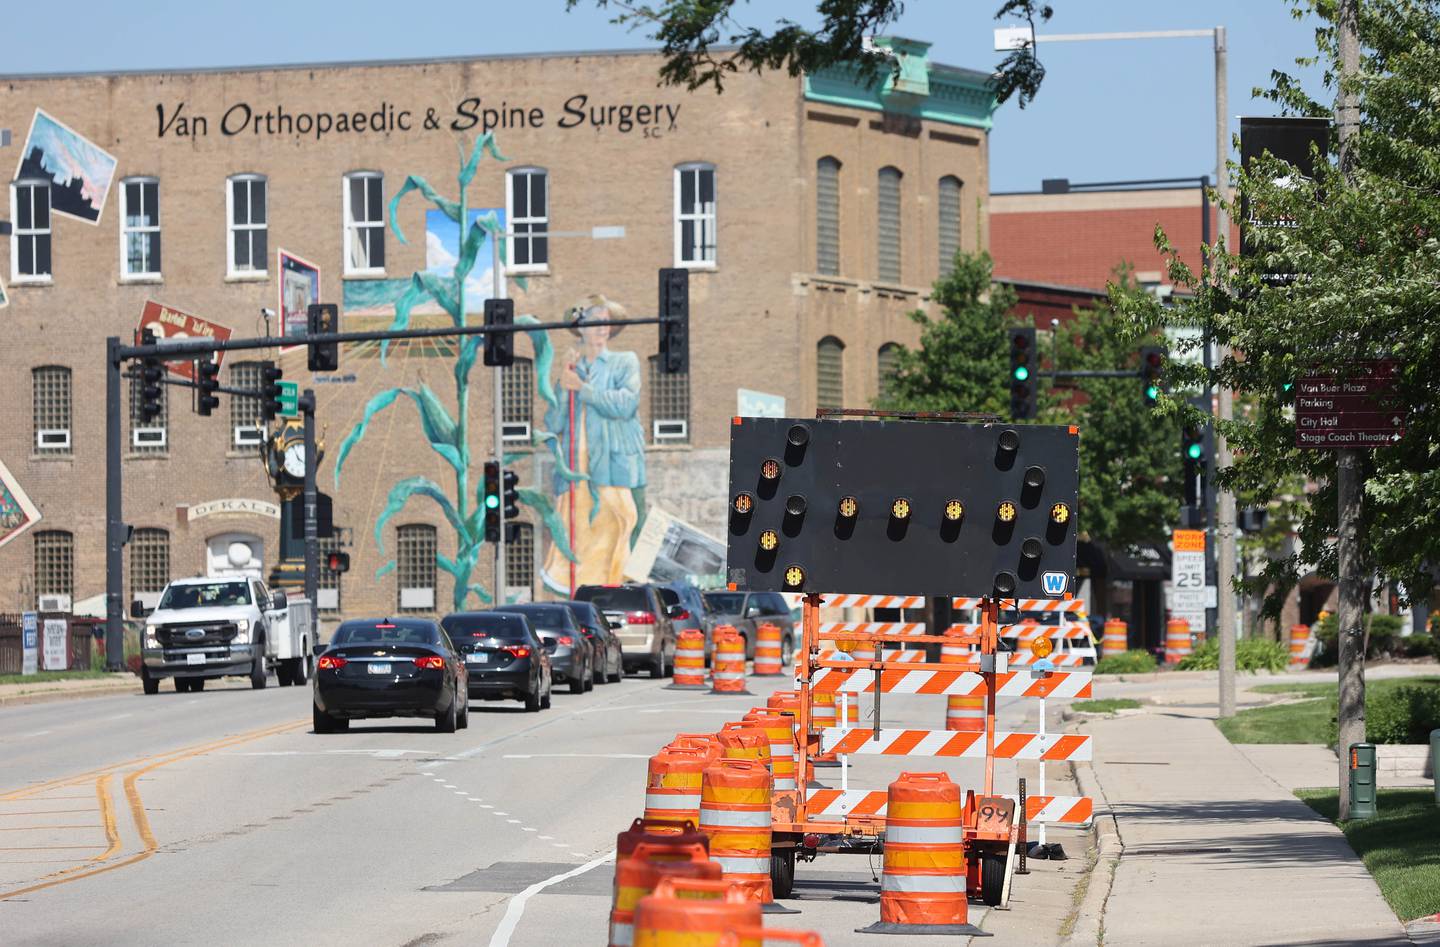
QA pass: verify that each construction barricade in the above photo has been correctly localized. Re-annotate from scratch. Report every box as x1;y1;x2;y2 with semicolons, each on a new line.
610;822;719;947
711;627;749;694
670;629;708;690
632;877;762;947
753;622;784;676
942;627;984;732
643;746;712;831
1164;617;1193;664
1102;618;1128;658
699;759;774;903
1288;623;1313;670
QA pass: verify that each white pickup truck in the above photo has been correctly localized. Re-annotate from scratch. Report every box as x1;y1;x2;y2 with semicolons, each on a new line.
135;575;318;694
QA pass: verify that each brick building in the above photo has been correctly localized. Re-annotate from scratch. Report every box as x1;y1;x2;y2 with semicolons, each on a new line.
0;39;995;618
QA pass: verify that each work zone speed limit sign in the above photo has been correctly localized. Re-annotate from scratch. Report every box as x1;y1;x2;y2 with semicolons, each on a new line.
1170;529;1207;616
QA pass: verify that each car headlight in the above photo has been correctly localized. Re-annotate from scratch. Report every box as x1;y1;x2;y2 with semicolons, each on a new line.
144;624;159;649
232;619;250;644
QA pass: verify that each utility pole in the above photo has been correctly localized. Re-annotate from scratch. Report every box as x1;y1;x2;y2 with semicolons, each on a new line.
1334;0;1364;820
301;390;319;610
104;337;125;671
491;237;507;601
1213;25;1238;719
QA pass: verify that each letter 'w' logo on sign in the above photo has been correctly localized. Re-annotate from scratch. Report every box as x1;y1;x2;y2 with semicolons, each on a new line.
1042;572;1068;596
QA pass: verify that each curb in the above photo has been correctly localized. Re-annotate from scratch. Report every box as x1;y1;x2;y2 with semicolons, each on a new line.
1060;742;1122;946
0;679;141;708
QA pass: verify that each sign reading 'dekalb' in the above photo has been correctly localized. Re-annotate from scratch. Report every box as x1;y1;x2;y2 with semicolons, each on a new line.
1294;359;1406;449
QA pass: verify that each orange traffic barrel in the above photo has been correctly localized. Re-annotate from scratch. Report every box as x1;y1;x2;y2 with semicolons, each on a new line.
699;759;773;902
718;723;773;772
1102;618;1128;658
1164;617;1193;664
858;771;981;935
743;710;798;792
711;627;749;694
668;732;723;765
610;838;721;947
717;931;824;947
671;629;708;689
632;877;763;947
753;622;784;676
1288;623;1312;670
643;746;711;832
942;627;983;733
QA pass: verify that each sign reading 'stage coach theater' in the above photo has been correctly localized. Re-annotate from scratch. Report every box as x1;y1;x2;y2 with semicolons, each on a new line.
156;96;682;141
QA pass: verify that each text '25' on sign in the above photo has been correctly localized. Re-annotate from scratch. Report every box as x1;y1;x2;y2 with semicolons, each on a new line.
1294;359;1405;450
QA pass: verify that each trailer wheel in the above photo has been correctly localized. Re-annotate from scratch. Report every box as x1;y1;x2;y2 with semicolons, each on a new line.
770;849;796;900
980;851;1005;906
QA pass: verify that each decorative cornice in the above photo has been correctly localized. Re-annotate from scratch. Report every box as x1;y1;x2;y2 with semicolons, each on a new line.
803;38;997;131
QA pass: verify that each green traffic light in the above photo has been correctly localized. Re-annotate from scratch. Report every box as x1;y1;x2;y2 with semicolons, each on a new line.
1013;366;1030;382
1186;442;1203;460
485;495;500;509
1146;385;1160;401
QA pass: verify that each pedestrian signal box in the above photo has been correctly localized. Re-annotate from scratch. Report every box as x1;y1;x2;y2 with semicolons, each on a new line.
725;417;1079;598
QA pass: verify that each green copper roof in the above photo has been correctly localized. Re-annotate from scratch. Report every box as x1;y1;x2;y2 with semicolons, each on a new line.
803;37;998;131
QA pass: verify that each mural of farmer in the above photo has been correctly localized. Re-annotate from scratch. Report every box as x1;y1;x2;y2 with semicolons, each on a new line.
540;295;646;591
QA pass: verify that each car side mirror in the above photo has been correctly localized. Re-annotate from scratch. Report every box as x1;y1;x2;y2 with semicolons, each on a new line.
130;599;150;619
271;591;289;610
543;639;558;651
312;642;327;658
666;605;684;619
745;605;762;618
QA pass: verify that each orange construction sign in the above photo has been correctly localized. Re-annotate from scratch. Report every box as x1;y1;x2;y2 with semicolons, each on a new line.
1172;529;1206;553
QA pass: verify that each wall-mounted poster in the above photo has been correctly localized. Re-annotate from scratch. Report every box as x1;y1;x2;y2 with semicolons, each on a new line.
0;272;8;309
15;109;118;225
278;250;321;341
0;460;42;550
138;300;234;381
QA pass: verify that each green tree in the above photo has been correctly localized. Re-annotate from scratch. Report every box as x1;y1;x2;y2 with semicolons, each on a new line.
1113;0;1440;612
568;1;1054;105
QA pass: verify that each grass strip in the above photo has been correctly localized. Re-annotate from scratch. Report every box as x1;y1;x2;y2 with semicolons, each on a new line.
0;670;115;687
1070;698;1141;714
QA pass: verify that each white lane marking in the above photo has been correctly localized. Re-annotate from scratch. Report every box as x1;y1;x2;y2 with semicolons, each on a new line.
570;851;588;858
521;827;536;832
470;799;485;804
552;843;568;848
23;730;54;739
538;836;554;841
502;753;649;759
493;811;508;816
486;850;616;947
507;819;521;824
637;708;747;716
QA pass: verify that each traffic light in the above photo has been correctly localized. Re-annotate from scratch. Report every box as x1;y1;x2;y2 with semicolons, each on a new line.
259;361;284;422
483;298;515;367
483;460;501;542
501;468;520;519
658;267;689;374
325;550;351;574
196;358;220;417
1181;421;1205;507
307;303;339;372
1140;345;1165;408
138;357;164;423
1007;327;1037;420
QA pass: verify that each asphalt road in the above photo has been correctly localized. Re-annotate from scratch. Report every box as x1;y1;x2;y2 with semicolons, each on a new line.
0;668;1084;946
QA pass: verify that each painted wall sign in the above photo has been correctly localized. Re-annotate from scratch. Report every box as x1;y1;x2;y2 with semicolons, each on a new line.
187;498;282;522
15;109;118;225
278;250;321;342
139;300;234;380
0;460;42;550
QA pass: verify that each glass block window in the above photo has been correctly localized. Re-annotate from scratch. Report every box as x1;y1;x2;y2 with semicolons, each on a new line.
502;357;534;443
396;524;437;612
229;361;264;453
648;355;690;443
817;337;845;410
506;522;535;595
129;528;170;603
816;157;841;276
877;166;903;283
34;530;74;607
317;535;345;614
33;365;72;454
128;370;167;454
938;175;963;277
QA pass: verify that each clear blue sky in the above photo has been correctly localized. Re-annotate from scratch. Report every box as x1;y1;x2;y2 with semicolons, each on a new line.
2;0;1326;192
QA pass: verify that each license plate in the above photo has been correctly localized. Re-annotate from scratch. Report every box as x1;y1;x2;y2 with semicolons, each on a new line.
186;653;206;666
466;653;489;664
367;662;392;675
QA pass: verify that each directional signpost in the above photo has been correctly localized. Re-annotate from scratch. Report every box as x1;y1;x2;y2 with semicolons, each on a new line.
1295;360;1404;449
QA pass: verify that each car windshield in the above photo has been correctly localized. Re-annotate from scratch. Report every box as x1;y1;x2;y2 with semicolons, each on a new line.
331;620;439;646
556;602;604;628
576;587;649;611
441;614;530;642
496;606;572;632
703;592;746;614
158;581;251;609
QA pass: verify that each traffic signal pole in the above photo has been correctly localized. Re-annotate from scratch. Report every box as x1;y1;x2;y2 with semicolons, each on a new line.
302;389;319;612
105;338;125;672
492;237;507;601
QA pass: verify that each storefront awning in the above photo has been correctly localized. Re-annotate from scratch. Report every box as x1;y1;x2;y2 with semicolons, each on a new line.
1101;542;1171;581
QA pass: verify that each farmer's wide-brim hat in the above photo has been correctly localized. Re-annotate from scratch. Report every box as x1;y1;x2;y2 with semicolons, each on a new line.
567;294;626;338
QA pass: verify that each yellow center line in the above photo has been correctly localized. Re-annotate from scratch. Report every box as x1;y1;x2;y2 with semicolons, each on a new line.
93;775;120;863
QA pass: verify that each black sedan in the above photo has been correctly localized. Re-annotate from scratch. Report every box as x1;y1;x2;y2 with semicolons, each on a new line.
441;611;553;712
493;603;593;694
313;618;469;733
556;600;624;684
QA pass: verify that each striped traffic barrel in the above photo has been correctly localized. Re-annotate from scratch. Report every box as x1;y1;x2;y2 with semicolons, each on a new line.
1164;617;1193;664
672;629;707;688
711;627;748;694
868;771;969;929
609;838;720;947
642;746;711;832
717;930;824;947
718;723;773;773
699;759;773;902
943;627;984;732
753;622;784;676
765;692;812;786
632;877;762;947
668;733;723;764
741;710;797;791
1102;618;1128;658
1288;623;1312;670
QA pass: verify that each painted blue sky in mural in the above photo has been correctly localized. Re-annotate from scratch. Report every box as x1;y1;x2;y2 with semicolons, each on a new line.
426;208;502;311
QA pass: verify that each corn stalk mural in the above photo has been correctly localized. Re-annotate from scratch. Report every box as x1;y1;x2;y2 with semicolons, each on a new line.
332;133;581;608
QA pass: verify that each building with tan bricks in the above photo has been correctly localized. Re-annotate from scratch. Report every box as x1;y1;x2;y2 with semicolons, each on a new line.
0;39;994;620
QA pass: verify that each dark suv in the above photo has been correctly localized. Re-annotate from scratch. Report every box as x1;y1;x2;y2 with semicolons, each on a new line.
575;584;680;678
701;590;796;662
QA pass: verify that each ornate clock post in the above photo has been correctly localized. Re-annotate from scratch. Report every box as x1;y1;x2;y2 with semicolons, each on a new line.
263;419;323;590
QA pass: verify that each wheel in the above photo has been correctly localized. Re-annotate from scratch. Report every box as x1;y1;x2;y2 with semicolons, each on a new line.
525;689;542;713
436;697;458;732
781;636;794;667
770;849;796;900
456;696;470;730
663;649;674;677
292;655;309;685
541;686;552;709
313;703;336;734
192;678;206;692
980;851;1005;906
649;658;664;679
276;662;294;687
570;671;586;694
175;677;190;693
585;662;596;691
250;659;268;690
141;667;159;695
607;669;622;683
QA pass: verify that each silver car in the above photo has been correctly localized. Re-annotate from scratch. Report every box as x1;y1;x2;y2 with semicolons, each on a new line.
574;584;680;679
700;590;796;663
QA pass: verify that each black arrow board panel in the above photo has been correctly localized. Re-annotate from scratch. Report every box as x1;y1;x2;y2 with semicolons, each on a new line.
725;418;1079;598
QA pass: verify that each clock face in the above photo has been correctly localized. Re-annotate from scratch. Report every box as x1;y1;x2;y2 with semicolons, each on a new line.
283;443;306;478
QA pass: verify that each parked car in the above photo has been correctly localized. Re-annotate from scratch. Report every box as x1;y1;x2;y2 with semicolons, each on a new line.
662;581;718;653
441;611;552;712
493;603;593;694
575;584;681;679
701;590;797;663
555;600;624;684
312;617;469;733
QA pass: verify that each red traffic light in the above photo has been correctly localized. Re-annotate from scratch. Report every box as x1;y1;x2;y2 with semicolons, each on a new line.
325;551;351;573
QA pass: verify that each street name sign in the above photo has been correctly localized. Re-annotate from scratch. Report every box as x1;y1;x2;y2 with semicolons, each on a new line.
1295;360;1405;449
278;380;301;418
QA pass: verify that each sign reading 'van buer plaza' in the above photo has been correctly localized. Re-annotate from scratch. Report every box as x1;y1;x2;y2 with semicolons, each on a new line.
1294;359;1406;449
156;96;682;141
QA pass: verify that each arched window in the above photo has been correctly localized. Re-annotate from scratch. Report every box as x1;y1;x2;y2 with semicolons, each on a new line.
674;162;717;266
33;365;72;453
507;167;549;271
817;337;846;410
396;524;438;611
877;343;902;402
130;528;171;605
816;157;841;275
938;175;963;276
877;167;903;283
33;530;74;608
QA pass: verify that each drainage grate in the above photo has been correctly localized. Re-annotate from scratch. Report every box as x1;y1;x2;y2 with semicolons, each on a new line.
1121;847;1233;857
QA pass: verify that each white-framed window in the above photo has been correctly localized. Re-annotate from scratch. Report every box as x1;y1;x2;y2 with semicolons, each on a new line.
674;163;716;268
317;535;345;613
11;180;52;283
226;174;268;277
877;166;903;284
502;357;534;443
938;175;963;277
33;365;72;453
507;167;548;272
396;524;437;611
119;177;161;279
816;157;841;276
648;355;690;443
343;171;386;275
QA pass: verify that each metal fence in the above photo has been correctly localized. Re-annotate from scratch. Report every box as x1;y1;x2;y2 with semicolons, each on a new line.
0;614;97;675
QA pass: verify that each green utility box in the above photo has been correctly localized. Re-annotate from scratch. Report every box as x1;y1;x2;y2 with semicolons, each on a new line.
1348;743;1377;820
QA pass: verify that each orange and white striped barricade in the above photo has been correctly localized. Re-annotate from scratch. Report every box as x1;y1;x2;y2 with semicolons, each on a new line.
820;727;1091;762
1164;617;1193;664
643;746;712;832
942;627;983;732
610;835;720;947
858;771;982;935
1102;618;1128;658
741;710;798;792
632;877;762;947
1288;623;1313;670
669;629;708;690
753;622;784;676
698;759;775;904
711;627;750;694
1014;794;1094;828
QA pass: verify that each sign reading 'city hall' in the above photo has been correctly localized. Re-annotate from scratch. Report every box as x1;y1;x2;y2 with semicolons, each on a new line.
156;95;682;141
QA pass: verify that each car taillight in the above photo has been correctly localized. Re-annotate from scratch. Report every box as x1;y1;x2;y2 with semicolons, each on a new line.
503;645;531;658
676;609;691;620
413;656;445;670
627;611;656;625
557;635;574;646
317;655;346;670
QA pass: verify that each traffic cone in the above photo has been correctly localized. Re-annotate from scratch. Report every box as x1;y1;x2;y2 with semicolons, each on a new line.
643;746;711;832
1102;618;1128;658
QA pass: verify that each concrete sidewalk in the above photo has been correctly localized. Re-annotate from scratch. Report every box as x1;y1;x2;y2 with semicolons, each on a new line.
0;674;140;706
1073;709;1412;946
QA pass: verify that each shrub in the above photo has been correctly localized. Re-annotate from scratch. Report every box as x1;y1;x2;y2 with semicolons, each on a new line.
1310;612;1422;665
1176;638;1289;673
1325;683;1440;745
1094;650;1157;675
1401;634;1440;659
